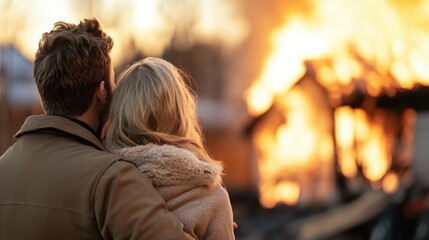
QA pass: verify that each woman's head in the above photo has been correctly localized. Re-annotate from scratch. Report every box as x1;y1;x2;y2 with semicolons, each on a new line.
106;57;217;164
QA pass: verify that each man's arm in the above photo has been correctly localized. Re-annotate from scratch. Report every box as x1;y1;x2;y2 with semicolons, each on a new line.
93;160;194;239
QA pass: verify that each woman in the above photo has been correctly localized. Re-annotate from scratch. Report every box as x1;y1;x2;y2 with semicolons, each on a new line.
105;57;235;240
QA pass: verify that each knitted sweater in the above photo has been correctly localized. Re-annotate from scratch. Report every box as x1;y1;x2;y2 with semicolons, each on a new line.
110;144;235;240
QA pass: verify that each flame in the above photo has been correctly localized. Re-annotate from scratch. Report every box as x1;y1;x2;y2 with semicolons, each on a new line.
359;122;391;182
335;107;357;178
246;18;330;115
382;171;399;194
248;0;429;206
255;83;334;208
260;180;300;208
335;107;392;183
247;0;429;114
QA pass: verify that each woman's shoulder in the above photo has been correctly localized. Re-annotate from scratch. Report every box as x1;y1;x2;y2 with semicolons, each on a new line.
162;182;234;240
109;144;223;187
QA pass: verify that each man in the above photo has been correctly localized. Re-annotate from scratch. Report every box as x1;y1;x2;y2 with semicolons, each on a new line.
0;18;193;239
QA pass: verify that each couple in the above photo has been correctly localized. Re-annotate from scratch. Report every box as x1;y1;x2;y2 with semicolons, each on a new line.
0;18;235;239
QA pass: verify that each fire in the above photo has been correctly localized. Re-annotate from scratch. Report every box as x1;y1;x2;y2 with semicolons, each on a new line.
246;18;330;115
254;82;334;208
335;107;392;183
334;107;357;178
246;0;429;115
273;181;300;207
359;114;392;182
248;0;429;207
382;171;399;194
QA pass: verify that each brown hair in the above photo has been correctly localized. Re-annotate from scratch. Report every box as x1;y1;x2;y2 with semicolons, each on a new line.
105;57;222;167
33;18;113;116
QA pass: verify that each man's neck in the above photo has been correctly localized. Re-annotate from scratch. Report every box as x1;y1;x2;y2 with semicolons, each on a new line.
71;99;101;133
72;114;98;132
66;117;100;140
69;94;103;140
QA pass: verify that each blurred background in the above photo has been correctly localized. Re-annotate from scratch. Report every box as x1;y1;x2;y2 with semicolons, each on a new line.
3;0;429;239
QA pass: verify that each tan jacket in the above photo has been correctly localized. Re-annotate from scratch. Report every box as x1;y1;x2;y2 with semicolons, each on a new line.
110;144;235;240
0;115;192;240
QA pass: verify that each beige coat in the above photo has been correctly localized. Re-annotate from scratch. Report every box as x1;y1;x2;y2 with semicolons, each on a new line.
110;144;235;240
0;115;192;240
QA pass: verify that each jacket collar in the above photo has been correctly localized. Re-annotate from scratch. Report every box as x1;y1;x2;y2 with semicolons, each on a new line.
15;115;105;151
109;144;223;187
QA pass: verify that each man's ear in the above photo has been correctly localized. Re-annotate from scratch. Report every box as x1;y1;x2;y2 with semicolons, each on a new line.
96;81;107;104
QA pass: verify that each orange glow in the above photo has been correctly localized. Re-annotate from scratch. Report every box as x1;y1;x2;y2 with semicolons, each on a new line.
1;0;248;66
245;84;274;116
354;109;370;143
335;107;357;178
254;83;334;208
246;18;330;115
382;172;399;194
334;107;392;182
247;0;428;206
335;107;355;149
338;151;357;179
359;117;392;182
260;181;300;208
246;0;429;113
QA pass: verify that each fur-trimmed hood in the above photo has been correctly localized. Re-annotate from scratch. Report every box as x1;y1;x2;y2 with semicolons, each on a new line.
109;144;223;187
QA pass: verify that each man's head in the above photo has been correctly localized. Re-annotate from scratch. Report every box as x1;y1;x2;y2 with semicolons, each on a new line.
33;18;114;117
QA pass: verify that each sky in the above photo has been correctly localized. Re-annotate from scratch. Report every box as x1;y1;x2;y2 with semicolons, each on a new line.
0;0;249;66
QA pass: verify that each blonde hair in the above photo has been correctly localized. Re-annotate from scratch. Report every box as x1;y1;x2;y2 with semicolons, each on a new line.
106;57;221;165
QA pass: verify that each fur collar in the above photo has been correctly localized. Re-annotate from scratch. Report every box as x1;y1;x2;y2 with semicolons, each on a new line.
110;144;222;187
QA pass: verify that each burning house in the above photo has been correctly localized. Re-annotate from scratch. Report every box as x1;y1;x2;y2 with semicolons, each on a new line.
224;0;429;239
